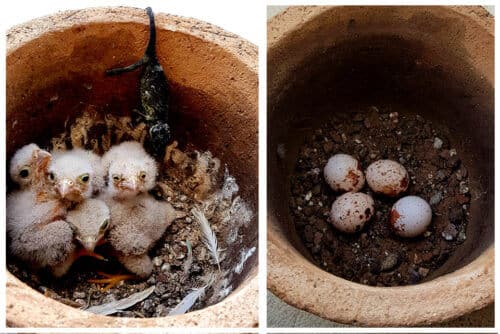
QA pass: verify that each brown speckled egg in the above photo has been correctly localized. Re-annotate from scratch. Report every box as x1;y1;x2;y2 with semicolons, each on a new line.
329;192;374;233
390;196;432;237
324;154;365;193
366;160;409;196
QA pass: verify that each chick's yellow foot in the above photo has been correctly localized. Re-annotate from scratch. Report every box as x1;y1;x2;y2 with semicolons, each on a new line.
88;272;137;291
75;248;107;261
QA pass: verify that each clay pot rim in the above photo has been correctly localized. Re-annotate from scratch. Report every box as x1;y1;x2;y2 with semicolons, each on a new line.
7;6;257;72
7;6;258;328
268;5;493;49
267;5;494;326
269;229;493;326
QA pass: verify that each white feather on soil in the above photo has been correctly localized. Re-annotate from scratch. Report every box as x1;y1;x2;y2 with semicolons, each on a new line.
168;275;214;316
191;207;222;271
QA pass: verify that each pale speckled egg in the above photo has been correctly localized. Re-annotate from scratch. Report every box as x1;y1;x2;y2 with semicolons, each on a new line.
390;196;432;237
330;192;374;233
366;160;409;196
324;154;365;193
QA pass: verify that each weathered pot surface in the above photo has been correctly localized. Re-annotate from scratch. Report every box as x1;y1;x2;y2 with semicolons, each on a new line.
268;6;493;326
7;6;257;328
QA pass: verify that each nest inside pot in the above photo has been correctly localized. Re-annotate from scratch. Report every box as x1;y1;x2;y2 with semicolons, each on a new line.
8;108;255;317
268;7;493;288
289;105;471;286
7;9;258;320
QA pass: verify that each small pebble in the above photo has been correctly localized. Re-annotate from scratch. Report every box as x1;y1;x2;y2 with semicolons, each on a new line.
442;224;458;241
142;299;155;312
304;191;312;201
156;304;169;317
74;298;86;307
418;267;430;277
389;112;399;123
459;181;469;194
73;291;86;299
380;254;399;271
429;192;442;206
153;256;163;267
433;137;443;149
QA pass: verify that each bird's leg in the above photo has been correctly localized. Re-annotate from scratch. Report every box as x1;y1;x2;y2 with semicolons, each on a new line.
75;248;107;261
88;272;137;291
96;238;107;246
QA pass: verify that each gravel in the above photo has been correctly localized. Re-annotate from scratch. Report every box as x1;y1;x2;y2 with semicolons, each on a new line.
290;106;470;286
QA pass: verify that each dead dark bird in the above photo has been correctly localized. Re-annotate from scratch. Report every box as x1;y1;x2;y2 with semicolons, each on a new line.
106;7;172;158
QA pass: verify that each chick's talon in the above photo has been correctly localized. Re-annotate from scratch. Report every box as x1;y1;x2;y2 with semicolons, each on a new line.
88;272;137;291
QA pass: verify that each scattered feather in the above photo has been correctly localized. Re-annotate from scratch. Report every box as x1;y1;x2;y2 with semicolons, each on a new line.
86;286;155;315
234;247;256;274
192;207;222;270
221;167;239;200
168;276;214;316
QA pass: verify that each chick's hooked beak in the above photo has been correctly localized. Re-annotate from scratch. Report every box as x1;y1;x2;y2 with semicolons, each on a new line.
58;179;76;198
80;237;97;252
119;179;137;192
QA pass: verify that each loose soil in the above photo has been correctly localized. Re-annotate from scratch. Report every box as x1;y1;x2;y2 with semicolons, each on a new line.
290;106;470;286
7;110;255;317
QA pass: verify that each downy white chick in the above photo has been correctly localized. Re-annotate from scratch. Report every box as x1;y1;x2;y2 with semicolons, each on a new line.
101;141;177;278
9;143;49;189
48;148;105;204
7;149;74;275
51;199;111;277
101;141;157;199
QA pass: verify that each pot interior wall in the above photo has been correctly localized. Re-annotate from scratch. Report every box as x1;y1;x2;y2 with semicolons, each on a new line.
7;20;257;294
268;7;493;280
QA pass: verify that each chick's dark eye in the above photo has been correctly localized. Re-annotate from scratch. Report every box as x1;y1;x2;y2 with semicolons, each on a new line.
19;169;29;178
48;172;55;180
140;172;146;179
80;174;90;183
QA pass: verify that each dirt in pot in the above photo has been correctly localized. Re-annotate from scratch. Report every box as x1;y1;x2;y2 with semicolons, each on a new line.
289;105;470;286
7;109;255;317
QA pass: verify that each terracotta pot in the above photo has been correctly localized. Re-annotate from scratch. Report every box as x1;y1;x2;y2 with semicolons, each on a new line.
6;7;258;328
268;6;493;326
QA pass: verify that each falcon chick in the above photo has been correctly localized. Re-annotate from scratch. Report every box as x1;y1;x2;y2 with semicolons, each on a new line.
101;141;177;278
48;148;105;204
101;141;157;199
51;199;111;277
7;149;74;276
9;143;50;189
